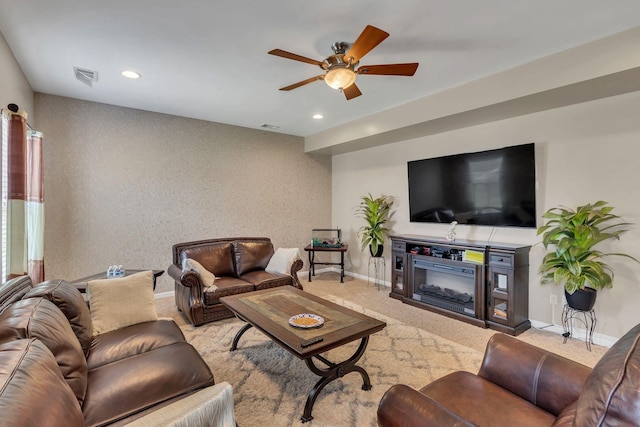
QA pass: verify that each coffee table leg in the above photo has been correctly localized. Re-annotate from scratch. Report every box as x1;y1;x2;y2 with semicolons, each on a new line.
230;323;253;351
300;336;371;423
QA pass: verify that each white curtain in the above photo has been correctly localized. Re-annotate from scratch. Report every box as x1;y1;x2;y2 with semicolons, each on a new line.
0;108;45;283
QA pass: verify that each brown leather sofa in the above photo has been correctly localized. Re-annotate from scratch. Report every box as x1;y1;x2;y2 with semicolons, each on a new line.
0;275;232;426
378;324;640;426
168;237;303;326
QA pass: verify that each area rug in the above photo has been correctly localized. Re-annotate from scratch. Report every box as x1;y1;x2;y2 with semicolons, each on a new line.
174;296;484;427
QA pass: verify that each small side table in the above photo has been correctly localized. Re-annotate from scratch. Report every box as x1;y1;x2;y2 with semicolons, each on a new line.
561;304;596;351
70;269;164;293
304;245;348;283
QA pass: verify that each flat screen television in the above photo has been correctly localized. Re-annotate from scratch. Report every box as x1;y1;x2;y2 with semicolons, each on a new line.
408;143;536;228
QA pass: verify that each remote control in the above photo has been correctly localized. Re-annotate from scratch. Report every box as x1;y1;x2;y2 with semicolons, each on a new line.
300;337;323;347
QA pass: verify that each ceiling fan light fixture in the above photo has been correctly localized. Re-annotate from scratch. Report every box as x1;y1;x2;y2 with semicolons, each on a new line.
324;66;356;91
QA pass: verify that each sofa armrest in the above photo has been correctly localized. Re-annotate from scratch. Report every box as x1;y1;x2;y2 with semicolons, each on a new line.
289;257;304;290
478;333;591;416
377;384;477;427
167;264;204;291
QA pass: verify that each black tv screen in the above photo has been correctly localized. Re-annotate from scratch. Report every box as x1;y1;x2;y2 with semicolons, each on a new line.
408;143;536;228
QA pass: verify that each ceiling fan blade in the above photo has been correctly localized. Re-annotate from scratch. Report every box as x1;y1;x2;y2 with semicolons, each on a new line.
279;75;324;91
357;63;419;76
344;25;389;63
343;83;362;100
268;49;324;66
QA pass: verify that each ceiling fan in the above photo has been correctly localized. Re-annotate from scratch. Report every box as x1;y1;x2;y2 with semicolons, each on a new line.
268;25;419;100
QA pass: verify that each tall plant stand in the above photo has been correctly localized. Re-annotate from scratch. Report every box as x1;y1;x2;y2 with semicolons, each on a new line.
561;304;596;351
367;256;385;290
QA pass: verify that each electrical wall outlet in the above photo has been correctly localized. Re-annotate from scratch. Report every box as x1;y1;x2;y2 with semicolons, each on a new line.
549;294;558;305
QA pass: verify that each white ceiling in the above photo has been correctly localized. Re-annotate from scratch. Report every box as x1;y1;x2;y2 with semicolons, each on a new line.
1;1;639;137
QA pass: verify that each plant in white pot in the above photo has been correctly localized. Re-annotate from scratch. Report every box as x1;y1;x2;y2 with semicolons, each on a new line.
537;201;638;310
356;194;394;257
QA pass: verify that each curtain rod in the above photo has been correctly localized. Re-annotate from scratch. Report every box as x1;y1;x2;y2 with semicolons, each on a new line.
7;103;35;130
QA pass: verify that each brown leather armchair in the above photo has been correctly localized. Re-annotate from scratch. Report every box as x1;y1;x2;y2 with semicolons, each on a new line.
378;323;640;426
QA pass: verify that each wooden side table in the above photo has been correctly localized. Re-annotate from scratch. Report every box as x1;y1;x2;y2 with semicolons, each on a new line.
69;269;164;293
304;245;348;283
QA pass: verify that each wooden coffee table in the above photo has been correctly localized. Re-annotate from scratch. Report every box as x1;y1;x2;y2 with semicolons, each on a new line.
220;286;386;423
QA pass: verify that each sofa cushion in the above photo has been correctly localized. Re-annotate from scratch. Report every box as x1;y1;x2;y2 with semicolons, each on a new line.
180;242;236;277
240;270;294;291
0;339;84;427
234;240;274;276
419;371;556;426
574;323;640;426
203;277;254;306
87;319;188;370
182;258;217;288
83;341;214;427
266;247;300;275
24;279;93;357
88;270;158;335
0;297;88;405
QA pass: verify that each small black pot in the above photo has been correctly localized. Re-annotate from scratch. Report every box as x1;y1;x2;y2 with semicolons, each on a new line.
565;288;597;311
369;244;384;257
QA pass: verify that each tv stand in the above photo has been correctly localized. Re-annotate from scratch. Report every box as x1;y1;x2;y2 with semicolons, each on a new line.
390;235;531;335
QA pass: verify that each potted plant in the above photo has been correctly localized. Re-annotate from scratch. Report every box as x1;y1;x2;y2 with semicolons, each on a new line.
537;200;638;310
356;194;394;257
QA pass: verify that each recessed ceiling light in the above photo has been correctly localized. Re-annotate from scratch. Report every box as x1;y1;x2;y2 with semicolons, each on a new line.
121;70;141;79
313;114;324;120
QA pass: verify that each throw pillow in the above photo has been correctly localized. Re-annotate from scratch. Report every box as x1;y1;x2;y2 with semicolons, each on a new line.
87;270;158;335
266;247;300;275
182;258;217;288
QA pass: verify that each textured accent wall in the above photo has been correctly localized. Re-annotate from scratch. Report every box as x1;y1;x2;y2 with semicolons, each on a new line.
35;94;332;292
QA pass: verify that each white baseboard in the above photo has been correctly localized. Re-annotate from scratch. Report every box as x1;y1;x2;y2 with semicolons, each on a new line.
299;268;391;288
530;319;616;348
154;291;174;299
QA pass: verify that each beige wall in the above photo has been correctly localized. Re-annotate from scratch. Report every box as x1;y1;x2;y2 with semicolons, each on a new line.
332;90;640;340
0;31;33;121
35;94;332;293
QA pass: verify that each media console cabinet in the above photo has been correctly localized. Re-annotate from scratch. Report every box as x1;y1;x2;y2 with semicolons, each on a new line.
390;234;531;335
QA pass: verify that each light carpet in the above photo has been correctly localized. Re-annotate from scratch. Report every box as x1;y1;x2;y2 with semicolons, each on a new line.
162;297;483;427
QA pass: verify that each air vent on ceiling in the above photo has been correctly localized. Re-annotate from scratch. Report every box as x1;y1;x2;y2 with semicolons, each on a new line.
74;66;98;87
259;124;279;130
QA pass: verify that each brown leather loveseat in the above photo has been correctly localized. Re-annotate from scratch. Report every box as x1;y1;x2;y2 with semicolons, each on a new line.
378;323;640;426
0;275;235;426
168;237;303;326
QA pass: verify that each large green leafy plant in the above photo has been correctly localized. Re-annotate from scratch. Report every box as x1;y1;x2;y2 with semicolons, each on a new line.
356;194;394;256
537;201;638;294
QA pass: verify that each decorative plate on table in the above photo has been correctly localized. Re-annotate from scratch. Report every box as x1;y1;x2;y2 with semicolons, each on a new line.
289;313;324;329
